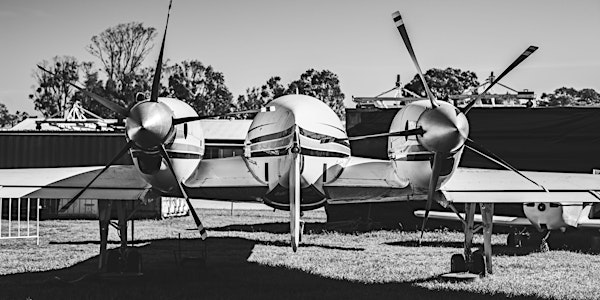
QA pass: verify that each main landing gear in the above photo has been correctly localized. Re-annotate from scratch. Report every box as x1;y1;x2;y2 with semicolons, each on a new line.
507;229;551;252
98;200;142;275
445;203;495;278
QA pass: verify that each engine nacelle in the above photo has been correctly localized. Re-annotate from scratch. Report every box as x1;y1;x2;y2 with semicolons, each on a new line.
523;202;584;231
387;100;463;193
130;98;205;193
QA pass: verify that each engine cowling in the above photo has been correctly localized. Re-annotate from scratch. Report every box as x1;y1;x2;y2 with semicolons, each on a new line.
523;202;584;231
130;98;205;193
387;100;464;193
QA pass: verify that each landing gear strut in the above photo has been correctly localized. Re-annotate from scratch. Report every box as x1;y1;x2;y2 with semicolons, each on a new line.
98;200;142;275
447;203;495;276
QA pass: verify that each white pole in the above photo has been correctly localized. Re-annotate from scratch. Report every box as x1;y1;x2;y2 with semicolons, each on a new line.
27;198;30;236
18;198;21;236
37;198;40;246
0;198;3;237
8;198;12;237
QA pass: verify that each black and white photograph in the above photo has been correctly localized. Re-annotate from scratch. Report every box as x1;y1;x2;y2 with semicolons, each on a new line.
0;0;599;299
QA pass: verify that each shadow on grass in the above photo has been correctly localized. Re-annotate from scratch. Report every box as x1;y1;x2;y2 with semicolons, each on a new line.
0;236;550;300
49;238;363;252
210;221;329;234
386;240;540;257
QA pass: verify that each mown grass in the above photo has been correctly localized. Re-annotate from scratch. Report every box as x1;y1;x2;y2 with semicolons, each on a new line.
0;207;599;299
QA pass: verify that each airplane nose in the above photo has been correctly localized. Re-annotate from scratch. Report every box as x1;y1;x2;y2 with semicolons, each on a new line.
416;104;469;153
126;101;174;150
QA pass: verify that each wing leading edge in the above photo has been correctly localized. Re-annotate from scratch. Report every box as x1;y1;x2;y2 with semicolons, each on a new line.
442;168;600;204
0;166;150;200
184;156;269;201
324;156;417;204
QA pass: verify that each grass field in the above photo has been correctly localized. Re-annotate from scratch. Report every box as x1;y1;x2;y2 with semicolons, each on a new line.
1;207;599;299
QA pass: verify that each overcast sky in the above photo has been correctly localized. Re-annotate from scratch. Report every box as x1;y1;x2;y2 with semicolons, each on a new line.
1;0;599;115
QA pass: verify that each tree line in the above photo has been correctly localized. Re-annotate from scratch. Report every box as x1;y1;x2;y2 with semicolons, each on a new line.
0;21;598;128
23;22;345;123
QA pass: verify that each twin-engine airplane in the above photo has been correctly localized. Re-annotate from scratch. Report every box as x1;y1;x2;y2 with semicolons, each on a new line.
3;2;600;276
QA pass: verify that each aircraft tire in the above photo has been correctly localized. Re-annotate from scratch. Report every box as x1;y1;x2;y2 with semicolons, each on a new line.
106;250;120;273
450;254;466;273
125;249;142;273
507;232;516;247
469;251;486;276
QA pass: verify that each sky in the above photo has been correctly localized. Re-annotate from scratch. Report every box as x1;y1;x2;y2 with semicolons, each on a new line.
1;0;599;116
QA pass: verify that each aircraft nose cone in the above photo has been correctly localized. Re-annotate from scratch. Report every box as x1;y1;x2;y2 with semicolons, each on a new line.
126;101;174;149
416;104;469;153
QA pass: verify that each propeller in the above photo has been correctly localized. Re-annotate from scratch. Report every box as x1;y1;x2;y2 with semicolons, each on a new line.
36;65;129;117
150;0;172;102
289;129;301;251
419;152;445;245
54;1;175;211
392;11;437;108
465;138;547;191
159;145;207;239
461;45;538;115
59;140;134;213
48;1;267;219
390;11;543;242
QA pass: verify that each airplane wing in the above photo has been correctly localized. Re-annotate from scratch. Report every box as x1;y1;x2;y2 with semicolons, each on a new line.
0;166;150;200
184;156;269;201
414;210;531;226
574;205;600;228
324;156;417;204
324;164;600;205
442;168;600;203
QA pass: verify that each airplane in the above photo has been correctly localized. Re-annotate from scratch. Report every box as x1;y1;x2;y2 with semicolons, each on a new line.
2;3;600;277
415;194;600;251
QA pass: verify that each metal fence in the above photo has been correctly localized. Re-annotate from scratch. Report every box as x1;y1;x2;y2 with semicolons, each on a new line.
0;198;40;245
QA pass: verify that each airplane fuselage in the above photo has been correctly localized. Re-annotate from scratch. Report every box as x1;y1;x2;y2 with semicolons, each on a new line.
244;95;350;210
127;95;466;212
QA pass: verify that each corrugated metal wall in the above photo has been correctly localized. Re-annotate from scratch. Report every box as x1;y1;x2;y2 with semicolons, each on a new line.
0;131;246;168
0;131;132;168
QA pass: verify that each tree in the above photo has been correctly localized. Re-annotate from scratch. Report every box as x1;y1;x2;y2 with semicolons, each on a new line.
578;88;600;105
403;68;479;101
0;103;28;128
29;56;81;117
236;76;285;118
287;69;345;119
87;22;156;99
546;87;600;107
167;60;234;116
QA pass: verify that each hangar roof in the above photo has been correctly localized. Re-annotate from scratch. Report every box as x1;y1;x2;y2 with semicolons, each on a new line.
6;118;251;141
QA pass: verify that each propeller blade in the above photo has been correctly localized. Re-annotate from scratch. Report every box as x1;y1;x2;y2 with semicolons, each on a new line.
37;65;129;117
392;11;438;108
419;151;445;245
150;0;173;102
172;107;276;125
59;140;134;212
158;145;208;239
465;138;547;191
320;127;424;144
289;128;301;252
462;45;538;114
